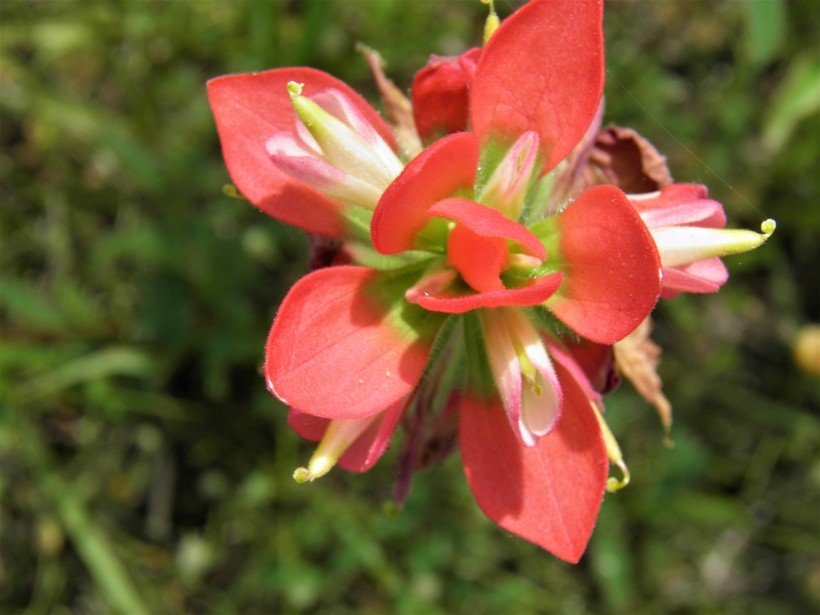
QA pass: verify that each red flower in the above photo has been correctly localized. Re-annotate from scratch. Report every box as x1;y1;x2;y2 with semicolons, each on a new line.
207;0;772;562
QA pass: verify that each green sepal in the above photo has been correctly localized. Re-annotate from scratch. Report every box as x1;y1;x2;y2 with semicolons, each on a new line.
416;315;468;413
519;169;558;226
527;215;564;268
365;265;449;343
347;243;435;271
474;138;510;198
342;205;376;244
462;311;497;400
527;305;582;343
429;320;468;413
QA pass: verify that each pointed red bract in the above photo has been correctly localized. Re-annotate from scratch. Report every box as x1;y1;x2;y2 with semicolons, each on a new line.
266;266;434;420
460;361;608;563
543;185;662;344
414;272;562;314
471;0;605;174
372;132;479;254
207;68;395;236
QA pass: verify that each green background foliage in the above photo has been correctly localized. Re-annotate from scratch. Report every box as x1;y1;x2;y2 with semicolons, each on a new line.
1;1;818;613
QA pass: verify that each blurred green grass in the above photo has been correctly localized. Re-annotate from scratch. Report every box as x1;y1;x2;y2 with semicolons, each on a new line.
1;1;818;613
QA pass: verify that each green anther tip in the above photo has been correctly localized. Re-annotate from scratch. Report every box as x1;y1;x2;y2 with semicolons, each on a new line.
605;459;631;493
287;81;303;98
292;467;311;483
222;184;245;200
382;501;400;518
761;219;776;235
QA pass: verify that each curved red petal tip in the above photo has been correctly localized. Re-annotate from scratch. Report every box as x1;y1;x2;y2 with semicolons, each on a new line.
547;185;662;344
630;183;708;209
427;198;546;259
460;361;608;562
412;47;481;143
471;0;604;174
638;200;726;230
288;400;404;473
337;398;406;473
661;258;729;297
287;408;329;442
414;272;563;314
372;132;479;254
265;266;432;420
631;183;726;229
448;224;508;292
207;68;394;236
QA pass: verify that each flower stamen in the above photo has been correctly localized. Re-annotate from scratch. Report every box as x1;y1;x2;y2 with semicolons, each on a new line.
480;0;500;44
590;402;631;492
293;415;378;483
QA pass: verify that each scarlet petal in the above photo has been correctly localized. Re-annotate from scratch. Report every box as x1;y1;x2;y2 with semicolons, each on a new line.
471;0;605;174
414;272;562;314
207;69;395;236
544;185;662;344
265;266;437;420
460;361;608;563
372;133;479;254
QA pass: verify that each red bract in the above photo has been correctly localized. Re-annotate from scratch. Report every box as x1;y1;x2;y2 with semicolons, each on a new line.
471;0;604;174
534;185;662;344
265;266;444;420
461;359;608;563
